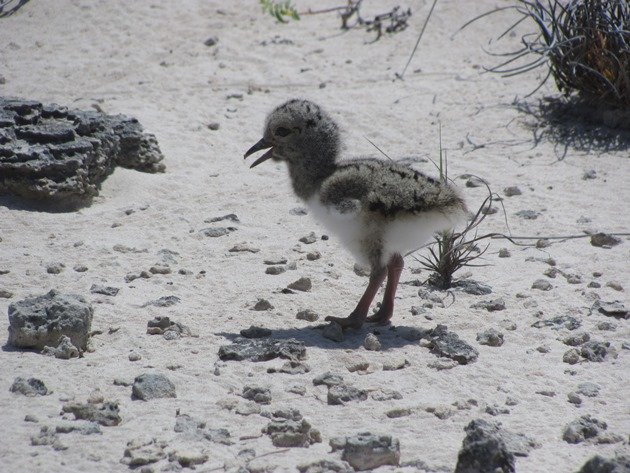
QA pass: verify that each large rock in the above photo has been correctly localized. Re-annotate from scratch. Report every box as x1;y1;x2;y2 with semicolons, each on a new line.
0;97;164;204
7;290;93;350
132;373;176;400
455;419;517;473
218;337;306;362
427;324;479;365
577;454;630;473
330;432;400;471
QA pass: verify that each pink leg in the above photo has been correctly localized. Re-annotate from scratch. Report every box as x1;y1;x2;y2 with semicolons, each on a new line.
366;253;404;325
325;267;387;329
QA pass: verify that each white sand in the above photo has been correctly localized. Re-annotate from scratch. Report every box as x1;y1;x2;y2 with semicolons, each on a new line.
0;1;628;471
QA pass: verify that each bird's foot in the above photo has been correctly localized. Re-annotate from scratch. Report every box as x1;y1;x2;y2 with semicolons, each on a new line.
365;308;393;326
325;313;365;330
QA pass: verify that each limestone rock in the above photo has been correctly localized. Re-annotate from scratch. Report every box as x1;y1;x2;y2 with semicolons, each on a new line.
7;290;93;351
0;97;164;204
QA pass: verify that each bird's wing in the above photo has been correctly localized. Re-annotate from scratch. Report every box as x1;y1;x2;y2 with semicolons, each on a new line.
322;159;450;218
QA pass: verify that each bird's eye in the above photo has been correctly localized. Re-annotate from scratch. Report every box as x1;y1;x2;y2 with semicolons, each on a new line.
275;127;291;137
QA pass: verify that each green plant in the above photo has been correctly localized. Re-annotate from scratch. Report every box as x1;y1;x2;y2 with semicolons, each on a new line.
260;0;300;23
416;126;497;289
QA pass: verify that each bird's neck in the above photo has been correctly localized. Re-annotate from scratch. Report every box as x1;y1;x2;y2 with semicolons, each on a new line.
286;137;339;201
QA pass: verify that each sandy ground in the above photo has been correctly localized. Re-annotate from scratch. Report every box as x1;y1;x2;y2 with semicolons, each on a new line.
0;0;628;471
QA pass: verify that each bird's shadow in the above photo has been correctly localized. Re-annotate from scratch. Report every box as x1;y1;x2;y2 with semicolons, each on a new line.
216;323;429;351
0;195;92;212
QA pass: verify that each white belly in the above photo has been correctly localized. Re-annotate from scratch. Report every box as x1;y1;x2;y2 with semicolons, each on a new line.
306;193;466;268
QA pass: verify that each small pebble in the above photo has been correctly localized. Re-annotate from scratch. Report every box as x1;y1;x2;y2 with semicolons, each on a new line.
128;352;142;362
498;248;510;258
287;277;312;292
503;186;522;197
532;279;553;291
606;281;623;291
567;392;582;405
363;333;381;351
252;299;273;311
265;266;286;275
296;309;319;322
299;232;317;244
46;263;65;274
306;251;321;261
563;349;580;365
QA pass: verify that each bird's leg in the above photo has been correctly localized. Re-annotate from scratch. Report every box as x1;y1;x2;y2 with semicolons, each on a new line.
366;253;404;325
325;267;387;329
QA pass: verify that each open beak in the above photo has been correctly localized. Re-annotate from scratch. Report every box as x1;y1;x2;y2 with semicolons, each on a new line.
244;138;274;168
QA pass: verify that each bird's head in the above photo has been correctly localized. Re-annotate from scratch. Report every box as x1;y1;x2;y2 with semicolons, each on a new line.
244;99;339;168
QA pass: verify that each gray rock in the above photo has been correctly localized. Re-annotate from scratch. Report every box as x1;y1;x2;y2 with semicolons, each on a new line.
55;421;101;435
200;226;236;237
121;438;167;467
132;373;176;400
146;316;193;337
485;404;510;416
173;413;232;444
322;322;344;342
265;266;286;275
476;328;504;347
262;411;321;448
595;301;629;319
516;210;540;219
563;415;607;443
427;324;478;365
581;341;614;362
313;372;344;387
205;213;239;224
242;386;272;404
229;242;259;253
532;315;581;331
31;425;64;450
41;335;80;359
89;284;119;296
363;333;381;351
330;432;400;471
577;454;630;473
240;325;272;338
148;264;171;275
288;277;312;292
590;233;621;248
306;251;321;261
297;459;353;473
62;401;121;426
0;97;164;203
577;382;600;397
452;279;493;295
299;232;317;244
382;356;409;371
471;298;506;312
169;449;209;468
455;419;515;473
597;320;617;332
498;248;511;258
532;279;553;291
0;288;13;298
296;309;319;322
504;186;522;197
142;295;180;307
252;298;273;311
567;392;582;405
10;377;48;396
267;360;311;374
218;337;306;362
327;383;368;405
46;262;65;274
563;332;590;346
7;290;93;350
371;389;403;401
563;349;581;364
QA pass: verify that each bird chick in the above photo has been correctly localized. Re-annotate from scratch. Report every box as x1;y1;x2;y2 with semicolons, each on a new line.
245;99;466;329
